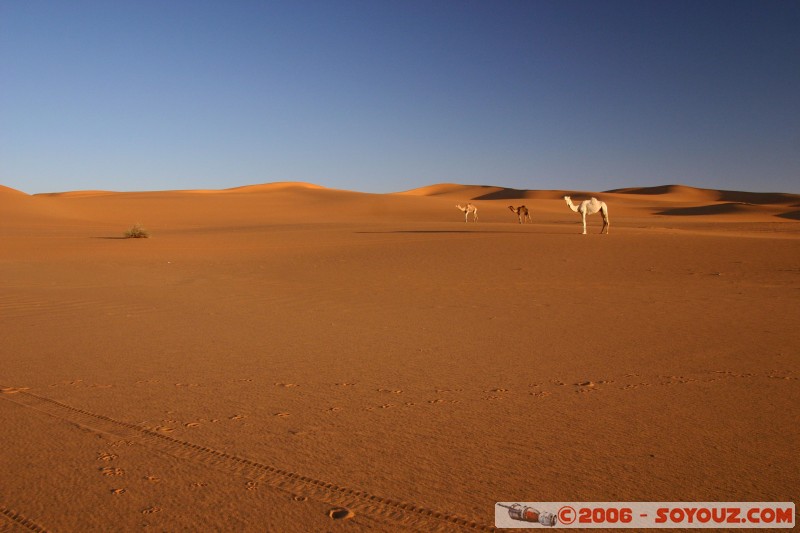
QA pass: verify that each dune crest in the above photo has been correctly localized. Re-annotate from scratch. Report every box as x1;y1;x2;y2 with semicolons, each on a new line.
0;184;29;197
220;182;328;193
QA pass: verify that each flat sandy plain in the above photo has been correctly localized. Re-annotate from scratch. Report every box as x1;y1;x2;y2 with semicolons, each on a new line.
1;182;798;531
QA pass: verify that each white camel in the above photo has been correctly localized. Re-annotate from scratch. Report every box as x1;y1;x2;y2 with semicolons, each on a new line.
563;196;610;234
456;203;478;222
508;205;532;224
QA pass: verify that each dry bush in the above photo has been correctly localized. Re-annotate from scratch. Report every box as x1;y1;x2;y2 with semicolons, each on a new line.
124;223;150;238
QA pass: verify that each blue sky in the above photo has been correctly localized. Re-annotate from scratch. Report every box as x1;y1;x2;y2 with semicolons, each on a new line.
2;0;798;194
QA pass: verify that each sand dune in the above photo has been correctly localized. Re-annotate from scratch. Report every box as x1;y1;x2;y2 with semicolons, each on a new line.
609;183;799;205
1;181;798;531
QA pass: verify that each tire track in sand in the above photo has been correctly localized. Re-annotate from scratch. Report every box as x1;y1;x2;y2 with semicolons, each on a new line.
0;387;490;532
0;506;49;533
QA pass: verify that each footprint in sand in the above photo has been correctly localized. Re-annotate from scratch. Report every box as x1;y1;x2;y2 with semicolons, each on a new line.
326;407;342;413
144;476;160;483
141;507;161;515
185;422;201;428
575;381;598;393
100;467;124;477
246;481;258;491
292;494;307;502
229;414;246;421
328;507;355;520
97;452;118;462
155;426;175;433
378;388;403;394
274;412;290;418
1;387;30;394
110;488;126;495
275;383;299;388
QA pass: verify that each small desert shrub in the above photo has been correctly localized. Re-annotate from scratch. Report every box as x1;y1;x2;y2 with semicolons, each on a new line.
124;223;150;238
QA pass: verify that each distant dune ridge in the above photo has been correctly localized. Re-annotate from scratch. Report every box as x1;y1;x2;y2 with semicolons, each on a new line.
1;179;798;531
2;182;799;230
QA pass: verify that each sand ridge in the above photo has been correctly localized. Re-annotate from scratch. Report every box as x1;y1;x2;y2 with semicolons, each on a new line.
1;181;798;531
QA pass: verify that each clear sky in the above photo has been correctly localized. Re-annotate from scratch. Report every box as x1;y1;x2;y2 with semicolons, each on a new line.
2;0;798;194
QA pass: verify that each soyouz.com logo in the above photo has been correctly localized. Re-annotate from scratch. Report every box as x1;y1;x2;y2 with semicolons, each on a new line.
495;502;796;528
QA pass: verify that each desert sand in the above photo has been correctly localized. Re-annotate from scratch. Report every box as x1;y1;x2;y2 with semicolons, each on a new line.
1;181;798;531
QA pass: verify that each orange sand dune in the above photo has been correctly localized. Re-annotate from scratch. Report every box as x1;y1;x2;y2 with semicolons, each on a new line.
609;183;800;206
1;181;798;531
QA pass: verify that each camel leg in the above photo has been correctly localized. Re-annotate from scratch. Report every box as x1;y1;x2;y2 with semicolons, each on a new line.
581;213;587;234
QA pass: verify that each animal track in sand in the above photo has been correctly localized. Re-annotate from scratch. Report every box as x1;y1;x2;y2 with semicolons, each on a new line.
185;422;201;428
574;380;609;393
274;412;290;417
97;452;118;462
110;488;126;495
377;388;403;394
100;467;124;477
144;475;160;483
229;414;246;420
141;506;161;515
275;382;299;388
246;481;258;491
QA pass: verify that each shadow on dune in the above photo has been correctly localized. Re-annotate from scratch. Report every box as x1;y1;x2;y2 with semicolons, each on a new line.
472;188;568;201
656;203;754;216
716;190;799;205
610;184;800;205
608;185;687;195
776;210;800;221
